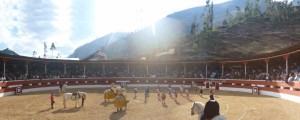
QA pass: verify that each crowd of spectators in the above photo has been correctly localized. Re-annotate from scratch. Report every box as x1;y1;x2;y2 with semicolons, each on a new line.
0;60;299;82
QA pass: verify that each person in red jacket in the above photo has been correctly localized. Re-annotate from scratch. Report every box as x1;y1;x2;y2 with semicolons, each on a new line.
50;93;55;109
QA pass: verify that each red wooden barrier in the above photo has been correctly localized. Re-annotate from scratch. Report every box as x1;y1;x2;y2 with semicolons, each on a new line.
0;78;299;97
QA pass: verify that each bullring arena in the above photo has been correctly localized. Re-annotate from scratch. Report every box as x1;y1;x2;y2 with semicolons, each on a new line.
1;49;300;120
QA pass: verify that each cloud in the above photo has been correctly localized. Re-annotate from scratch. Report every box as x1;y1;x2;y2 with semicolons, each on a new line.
0;0;230;58
69;0;96;41
0;0;74;58
0;0;102;58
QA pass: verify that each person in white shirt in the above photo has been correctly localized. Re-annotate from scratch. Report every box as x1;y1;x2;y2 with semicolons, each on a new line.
287;73;295;82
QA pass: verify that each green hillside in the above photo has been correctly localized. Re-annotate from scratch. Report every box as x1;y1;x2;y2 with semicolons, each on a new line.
175;0;300;60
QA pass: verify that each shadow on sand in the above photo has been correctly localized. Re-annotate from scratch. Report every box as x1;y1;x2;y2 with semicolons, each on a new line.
174;99;180;105
109;110;126;120
162;104;168;108
184;96;194;102
51;108;81;114
37;108;52;113
100;101;113;107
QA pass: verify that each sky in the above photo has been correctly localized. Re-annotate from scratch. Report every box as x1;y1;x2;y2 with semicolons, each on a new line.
0;0;291;58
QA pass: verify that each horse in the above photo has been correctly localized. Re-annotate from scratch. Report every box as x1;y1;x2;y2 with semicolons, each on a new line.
59;84;67;95
104;86;122;102
191;102;205;117
63;91;87;108
191;101;227;120
114;89;129;112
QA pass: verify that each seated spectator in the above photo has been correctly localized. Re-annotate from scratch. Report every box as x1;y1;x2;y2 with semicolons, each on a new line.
287;73;295;83
294;72;300;81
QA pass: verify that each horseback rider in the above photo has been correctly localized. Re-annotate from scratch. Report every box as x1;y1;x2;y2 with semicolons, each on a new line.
115;89;129;112
110;83;118;94
201;95;220;120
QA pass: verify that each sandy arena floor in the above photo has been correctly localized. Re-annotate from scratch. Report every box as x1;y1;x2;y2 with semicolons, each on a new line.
0;88;300;120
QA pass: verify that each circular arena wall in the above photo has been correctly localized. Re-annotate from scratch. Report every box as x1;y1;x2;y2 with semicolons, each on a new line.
1;78;300;103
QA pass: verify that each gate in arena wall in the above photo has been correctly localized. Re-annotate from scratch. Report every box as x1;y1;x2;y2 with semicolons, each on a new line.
215;83;220;90
15;87;22;95
252;86;259;95
206;82;210;88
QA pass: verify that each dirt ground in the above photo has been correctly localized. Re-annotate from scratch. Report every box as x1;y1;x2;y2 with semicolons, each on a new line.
0;88;300;120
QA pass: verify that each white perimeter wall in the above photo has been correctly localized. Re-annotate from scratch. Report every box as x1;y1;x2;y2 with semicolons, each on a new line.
0;84;190;97
220;87;300;103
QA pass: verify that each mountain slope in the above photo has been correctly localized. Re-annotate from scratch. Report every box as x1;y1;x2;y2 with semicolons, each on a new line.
69;0;300;60
68;32;127;59
167;0;249;33
0;48;19;56
69;0;246;60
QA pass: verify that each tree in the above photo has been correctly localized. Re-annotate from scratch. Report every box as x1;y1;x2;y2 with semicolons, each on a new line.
202;0;214;33
253;0;261;17
193;0;218;50
190;16;198;35
50;43;56;58
234;6;244;23
226;9;234;26
44;42;47;58
222;19;228;26
244;0;253;19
